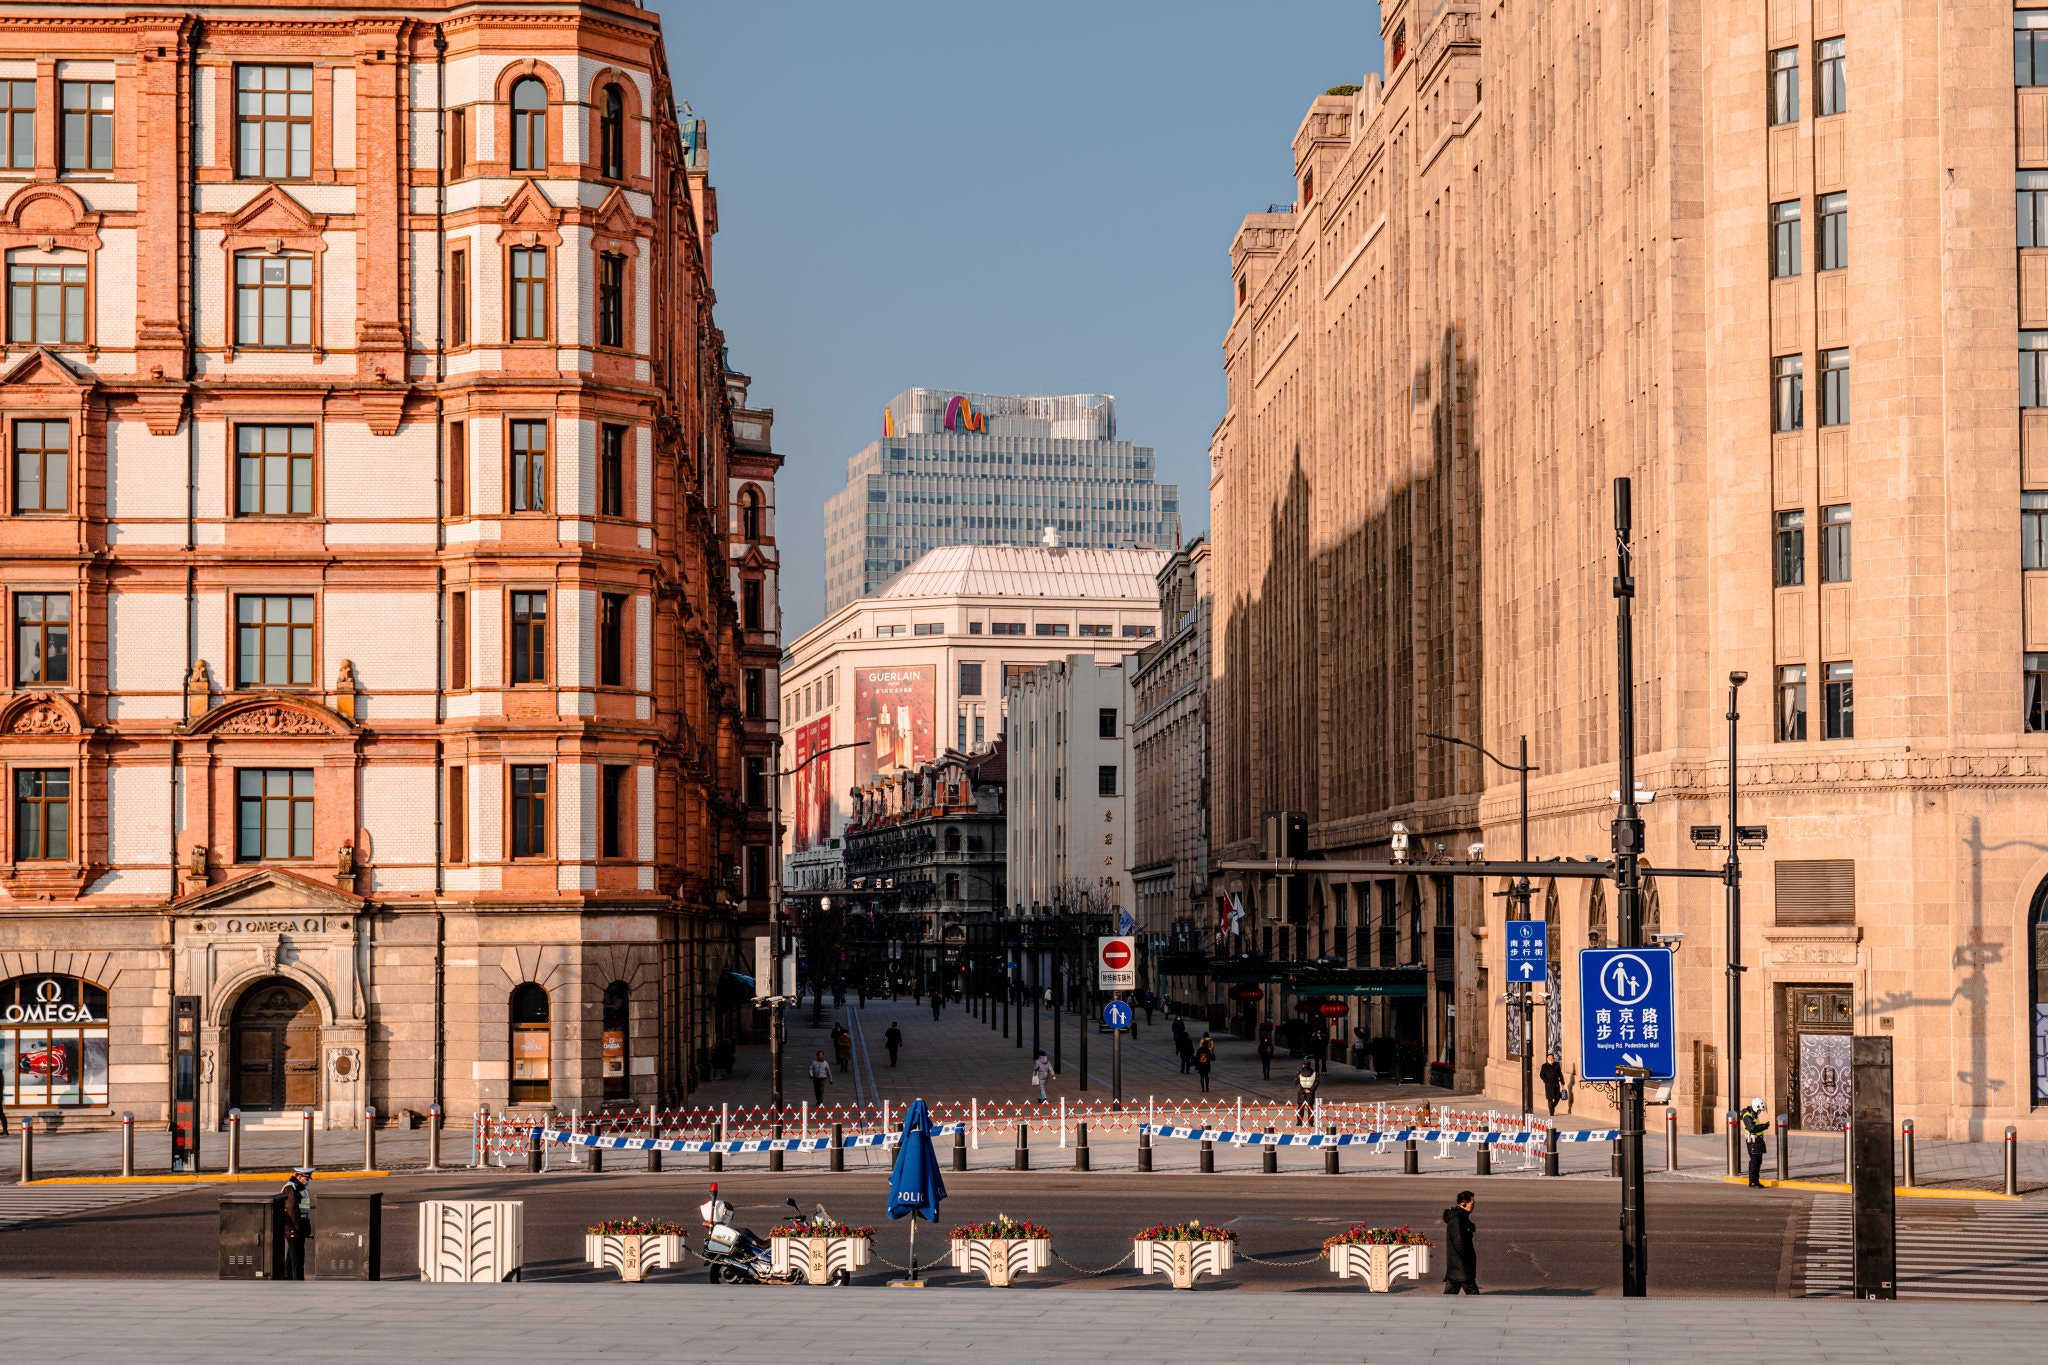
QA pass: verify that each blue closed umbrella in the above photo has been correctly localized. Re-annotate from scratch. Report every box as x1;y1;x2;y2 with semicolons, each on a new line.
886;1098;946;1282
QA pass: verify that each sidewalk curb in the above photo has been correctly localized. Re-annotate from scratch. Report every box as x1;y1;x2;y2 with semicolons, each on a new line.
1720;1174;2020;1201
25;1171;391;1185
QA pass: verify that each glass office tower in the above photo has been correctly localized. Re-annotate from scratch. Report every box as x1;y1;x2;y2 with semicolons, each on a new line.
822;388;1181;613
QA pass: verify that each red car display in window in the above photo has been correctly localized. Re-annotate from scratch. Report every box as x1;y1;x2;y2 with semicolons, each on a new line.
19;1045;71;1082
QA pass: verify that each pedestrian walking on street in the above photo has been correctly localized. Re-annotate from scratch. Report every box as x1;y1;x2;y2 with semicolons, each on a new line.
1295;1059;1320;1126
1257;1034;1275;1080
1174;1020;1193;1074
885;1022;903;1067
931;991;942;1022
1441;1191;1478;1294
1141;990;1155;1025
809;1050;832;1104
1540;1053;1565;1117
1194;1033;1215;1093
1033;1049;1054;1102
711;1035;735;1080
1741;1097;1770;1187
834;1027;853;1074
280;1166;314;1281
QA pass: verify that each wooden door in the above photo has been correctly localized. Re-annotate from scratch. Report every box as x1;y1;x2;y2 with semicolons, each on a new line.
233;980;319;1110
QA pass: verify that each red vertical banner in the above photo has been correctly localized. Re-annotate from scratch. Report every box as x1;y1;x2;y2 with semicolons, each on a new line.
793;716;831;850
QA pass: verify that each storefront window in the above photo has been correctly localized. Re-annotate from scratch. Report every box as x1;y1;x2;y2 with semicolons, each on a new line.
509;983;550;1105
602;980;629;1101
1;975;109;1107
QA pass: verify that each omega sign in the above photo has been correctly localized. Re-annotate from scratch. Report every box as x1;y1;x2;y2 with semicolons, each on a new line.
3;979;100;1026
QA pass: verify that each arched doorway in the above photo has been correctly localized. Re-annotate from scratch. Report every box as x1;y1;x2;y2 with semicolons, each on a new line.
509;983;551;1106
232;978;320;1111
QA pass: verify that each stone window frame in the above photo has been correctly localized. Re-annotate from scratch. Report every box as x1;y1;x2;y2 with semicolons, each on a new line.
587;190;644;356
8;760;73;862
492;61;565;179
586;69;647;184
9;413;74;517
504;241;550;344
597;589;631;690
506;585;551;687
231;590;320;692
227;416;323;520
506;761;551;860
503;411;551;515
214;187;332;361
0;184;105;359
9;585;75;690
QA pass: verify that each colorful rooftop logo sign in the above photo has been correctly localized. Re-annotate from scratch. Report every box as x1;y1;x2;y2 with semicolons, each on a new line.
943;396;987;433
883;406;895;437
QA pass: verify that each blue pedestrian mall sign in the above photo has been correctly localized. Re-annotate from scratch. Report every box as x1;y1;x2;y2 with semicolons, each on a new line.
1101;1000;1133;1031
1577;947;1676;1081
1504;921;1547;983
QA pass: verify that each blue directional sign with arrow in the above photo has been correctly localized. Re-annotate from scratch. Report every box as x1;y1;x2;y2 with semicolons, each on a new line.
1504;920;1548;983
1102;1000;1133;1031
1577;947;1676;1081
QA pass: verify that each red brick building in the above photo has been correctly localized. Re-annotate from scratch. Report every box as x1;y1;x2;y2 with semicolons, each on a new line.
0;0;774;1130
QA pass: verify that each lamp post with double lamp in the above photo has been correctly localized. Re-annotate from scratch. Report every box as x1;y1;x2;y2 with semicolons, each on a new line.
1691;673;1764;1176
1424;731;1539;1115
768;738;868;1110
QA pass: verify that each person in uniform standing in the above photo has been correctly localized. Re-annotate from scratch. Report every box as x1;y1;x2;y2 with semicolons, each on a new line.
280;1166;314;1281
1740;1097;1771;1187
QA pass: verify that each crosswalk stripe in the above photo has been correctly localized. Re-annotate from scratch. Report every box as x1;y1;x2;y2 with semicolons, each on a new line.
0;1184;198;1230
1799;1194;2048;1302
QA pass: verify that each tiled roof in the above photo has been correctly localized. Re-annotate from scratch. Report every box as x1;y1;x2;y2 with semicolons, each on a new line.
873;543;1170;602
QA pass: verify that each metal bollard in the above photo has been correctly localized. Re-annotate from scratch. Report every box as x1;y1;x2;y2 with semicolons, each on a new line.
650;1120;665;1174
1726;1109;1740;1178
953;1125;967;1172
1665;1108;1678;1172
1073;1122;1090;1172
1902;1118;1915;1188
2006;1126;2020;1198
17;1116;32;1184
363;1106;377;1171
1263;1126;1277;1174
708;1122;721;1174
1610;1137;1622;1178
829;1122;844;1173
767;1120;779;1174
1544;1127;1559;1177
1014;1123;1030;1172
120;1112;135;1178
1843;1122;1853;1183
590;1129;603;1174
1200;1138;1214;1173
227;1108;242;1176
1137;1125;1152;1172
300;1107;316;1169
527;1127;542;1173
427;1103;443;1171
1325;1123;1340;1176
1404;1136;1419;1175
1476;1135;1492;1176
1777;1113;1789;1184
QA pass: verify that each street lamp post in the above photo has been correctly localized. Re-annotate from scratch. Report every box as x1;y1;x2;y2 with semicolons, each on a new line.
1612;477;1648;1298
1425;730;1539;1114
1724;671;1748;1177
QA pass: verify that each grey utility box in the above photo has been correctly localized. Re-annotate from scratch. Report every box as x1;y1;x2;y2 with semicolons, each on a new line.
314;1191;383;1280
219;1194;284;1280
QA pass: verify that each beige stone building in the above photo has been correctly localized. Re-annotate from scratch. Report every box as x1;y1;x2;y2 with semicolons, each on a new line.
1128;537;1210;1008
1217;0;2048;1134
0;0;769;1134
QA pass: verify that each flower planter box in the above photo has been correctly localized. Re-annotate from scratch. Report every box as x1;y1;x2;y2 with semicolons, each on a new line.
585;1232;682;1283
1132;1237;1234;1289
769;1234;871;1285
418;1200;523;1283
949;1236;1051;1287
1327;1242;1429;1292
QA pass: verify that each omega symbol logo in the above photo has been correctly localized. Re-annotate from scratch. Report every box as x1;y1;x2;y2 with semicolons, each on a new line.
35;980;61;1003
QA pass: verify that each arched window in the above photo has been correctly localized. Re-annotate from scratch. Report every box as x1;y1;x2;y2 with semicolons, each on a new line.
510;982;551;1105
510;78;548;173
945;872;960;901
944;827;961;855
0;974;108;1107
739;487;762;542
598;83;625;179
1587;880;1607;949
1542;881;1563;1060
2032;880;2048;1107
602;980;630;1101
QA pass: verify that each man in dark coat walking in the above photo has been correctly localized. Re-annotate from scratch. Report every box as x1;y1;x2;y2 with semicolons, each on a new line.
884;1022;903;1067
1539;1053;1566;1116
1441;1190;1478;1294
281;1166;314;1281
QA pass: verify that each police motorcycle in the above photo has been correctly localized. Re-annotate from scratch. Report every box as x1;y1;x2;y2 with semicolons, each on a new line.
699;1187;852;1285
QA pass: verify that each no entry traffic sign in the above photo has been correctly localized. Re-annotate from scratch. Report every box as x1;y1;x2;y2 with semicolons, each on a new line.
1097;936;1136;990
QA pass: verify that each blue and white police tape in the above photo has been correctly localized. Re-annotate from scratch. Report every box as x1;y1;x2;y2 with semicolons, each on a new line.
1139;1123;1620;1148
536;1122;966;1155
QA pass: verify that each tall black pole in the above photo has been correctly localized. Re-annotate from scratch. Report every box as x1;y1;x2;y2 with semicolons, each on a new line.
1078;906;1090;1091
1725;672;1747;1176
1517;734;1535;1117
1052;905;1063;1075
1612;476;1648;1298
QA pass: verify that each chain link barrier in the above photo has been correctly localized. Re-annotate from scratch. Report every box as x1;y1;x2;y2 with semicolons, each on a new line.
1238;1249;1329;1267
1052;1248;1136;1276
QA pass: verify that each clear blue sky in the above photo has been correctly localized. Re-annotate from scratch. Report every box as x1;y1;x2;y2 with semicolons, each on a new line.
648;0;1384;637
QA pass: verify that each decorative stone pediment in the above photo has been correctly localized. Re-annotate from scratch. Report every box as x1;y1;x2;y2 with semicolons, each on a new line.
179;693;357;738
173;865;364;917
592;186;642;245
1;183;102;250
222;183;328;237
501;180;561;235
0;693;85;737
0;347;93;392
